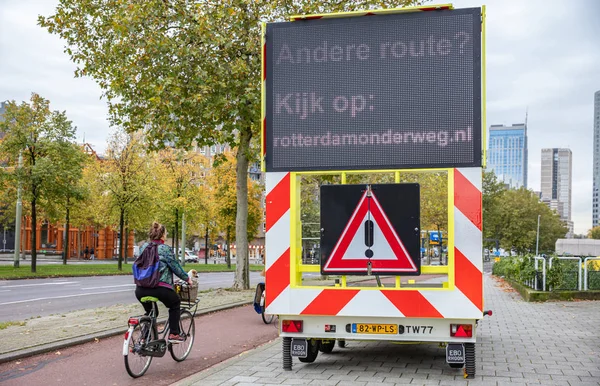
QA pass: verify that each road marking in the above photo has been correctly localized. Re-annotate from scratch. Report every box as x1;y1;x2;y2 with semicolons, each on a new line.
0;289;132;305
81;284;135;290
0;281;79;288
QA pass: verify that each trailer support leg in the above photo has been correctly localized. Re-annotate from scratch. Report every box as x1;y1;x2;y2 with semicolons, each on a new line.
464;342;475;378
283;337;292;371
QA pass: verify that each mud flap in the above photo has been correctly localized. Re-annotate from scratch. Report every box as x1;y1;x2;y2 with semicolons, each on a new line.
123;327;134;356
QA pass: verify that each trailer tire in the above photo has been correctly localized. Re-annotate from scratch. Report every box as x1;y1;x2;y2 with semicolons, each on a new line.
319;340;335;354
337;340;346;348
298;339;319;363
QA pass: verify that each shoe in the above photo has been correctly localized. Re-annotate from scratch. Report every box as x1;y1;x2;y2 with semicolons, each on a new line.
168;333;185;343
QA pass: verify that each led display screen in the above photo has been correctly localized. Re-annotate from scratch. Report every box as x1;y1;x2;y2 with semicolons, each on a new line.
265;8;482;171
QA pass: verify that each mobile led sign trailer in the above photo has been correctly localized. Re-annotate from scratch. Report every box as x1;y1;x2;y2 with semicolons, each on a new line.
262;4;486;379
265;6;481;172
320;184;421;275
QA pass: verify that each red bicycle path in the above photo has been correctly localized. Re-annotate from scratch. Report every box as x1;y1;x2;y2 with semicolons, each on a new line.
0;305;279;386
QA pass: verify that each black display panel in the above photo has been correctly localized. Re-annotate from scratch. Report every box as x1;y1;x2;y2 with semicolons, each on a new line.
320;184;421;276
266;8;481;171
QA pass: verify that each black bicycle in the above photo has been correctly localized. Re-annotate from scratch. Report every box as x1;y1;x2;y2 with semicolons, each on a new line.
123;289;199;378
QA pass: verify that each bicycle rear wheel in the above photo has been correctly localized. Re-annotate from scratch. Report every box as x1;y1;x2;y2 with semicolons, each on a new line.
124;320;154;378
169;310;195;361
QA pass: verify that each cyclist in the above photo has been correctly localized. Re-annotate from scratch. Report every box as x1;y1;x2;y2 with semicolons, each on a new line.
135;222;193;343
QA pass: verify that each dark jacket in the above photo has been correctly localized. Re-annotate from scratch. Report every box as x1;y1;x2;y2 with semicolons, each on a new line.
139;241;189;289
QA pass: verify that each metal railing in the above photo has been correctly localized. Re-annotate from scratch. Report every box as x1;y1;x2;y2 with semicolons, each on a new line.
548;256;582;291
583;257;600;291
533;256;546;291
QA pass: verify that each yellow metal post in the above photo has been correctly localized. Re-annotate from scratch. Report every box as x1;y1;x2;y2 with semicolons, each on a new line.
289;173;302;287
481;6;487;168
260;22;266;172
446;170;455;289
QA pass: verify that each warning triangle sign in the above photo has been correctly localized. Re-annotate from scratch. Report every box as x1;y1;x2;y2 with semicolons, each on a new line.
322;189;418;274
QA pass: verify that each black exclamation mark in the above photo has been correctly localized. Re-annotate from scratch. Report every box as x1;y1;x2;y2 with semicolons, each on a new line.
364;219;374;258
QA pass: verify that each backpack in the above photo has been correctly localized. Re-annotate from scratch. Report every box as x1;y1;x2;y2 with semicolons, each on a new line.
132;242;161;288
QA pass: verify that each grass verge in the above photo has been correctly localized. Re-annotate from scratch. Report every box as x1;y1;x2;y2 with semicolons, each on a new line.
0;263;264;280
0;321;26;330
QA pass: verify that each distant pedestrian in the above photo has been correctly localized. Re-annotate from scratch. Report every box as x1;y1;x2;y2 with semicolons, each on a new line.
90;247;95;260
84;246;89;259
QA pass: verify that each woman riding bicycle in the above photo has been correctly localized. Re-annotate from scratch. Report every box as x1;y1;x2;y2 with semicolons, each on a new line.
135;222;192;343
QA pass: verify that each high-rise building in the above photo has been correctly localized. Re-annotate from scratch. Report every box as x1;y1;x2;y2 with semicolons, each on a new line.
541;148;573;237
593;91;600;227
487;123;528;188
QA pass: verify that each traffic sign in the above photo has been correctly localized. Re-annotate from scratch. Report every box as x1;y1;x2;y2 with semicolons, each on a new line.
320;184;421;275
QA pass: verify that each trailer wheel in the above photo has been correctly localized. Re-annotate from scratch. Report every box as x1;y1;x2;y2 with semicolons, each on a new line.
319;340;335;353
298;339;319;363
337;340;346;348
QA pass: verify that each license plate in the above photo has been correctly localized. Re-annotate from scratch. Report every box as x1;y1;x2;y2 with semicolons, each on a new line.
352;323;397;334
446;343;465;363
290;338;308;358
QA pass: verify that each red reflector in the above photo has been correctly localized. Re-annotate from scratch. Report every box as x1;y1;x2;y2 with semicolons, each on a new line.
450;324;473;338
281;320;303;333
128;318;139;326
124;331;130;340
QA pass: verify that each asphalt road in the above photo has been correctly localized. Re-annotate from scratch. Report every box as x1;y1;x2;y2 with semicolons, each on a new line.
0;304;279;386
0;272;262;322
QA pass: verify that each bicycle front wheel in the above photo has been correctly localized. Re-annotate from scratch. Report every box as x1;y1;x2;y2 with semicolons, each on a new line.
124;320;154;378
261;307;275;324
169;310;195;361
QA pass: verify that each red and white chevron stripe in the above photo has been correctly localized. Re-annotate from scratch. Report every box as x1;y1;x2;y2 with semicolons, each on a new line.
265;168;483;319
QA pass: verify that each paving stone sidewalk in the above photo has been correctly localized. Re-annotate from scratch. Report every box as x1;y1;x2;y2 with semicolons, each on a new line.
175;274;600;386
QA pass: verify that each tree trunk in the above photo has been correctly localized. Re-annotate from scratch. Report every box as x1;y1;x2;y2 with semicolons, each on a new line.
63;203;70;265
118;209;124;271
174;208;179;258
124;225;129;264
204;226;209;265
226;227;231;269
31;197;37;273
77;229;81;261
233;128;251;289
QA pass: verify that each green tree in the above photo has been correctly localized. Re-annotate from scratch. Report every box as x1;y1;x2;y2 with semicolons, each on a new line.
482;169;507;249
208;152;262;270
153;148;208;262
40;0;421;288
490;188;566;254
588;226;600;240
0;94;78;272
42;142;90;264
93;130;154;270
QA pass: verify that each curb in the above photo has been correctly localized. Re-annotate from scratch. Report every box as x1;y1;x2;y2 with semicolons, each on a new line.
172;338;281;386
0;300;252;364
504;277;600;302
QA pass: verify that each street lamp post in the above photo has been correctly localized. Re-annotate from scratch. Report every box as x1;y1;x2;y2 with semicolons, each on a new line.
535;214;541;256
180;211;186;266
13;152;23;268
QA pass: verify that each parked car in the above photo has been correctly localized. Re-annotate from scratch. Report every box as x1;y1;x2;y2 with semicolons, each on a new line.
183;250;198;263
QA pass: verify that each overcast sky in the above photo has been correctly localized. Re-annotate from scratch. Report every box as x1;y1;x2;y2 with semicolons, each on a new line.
1;0;599;234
